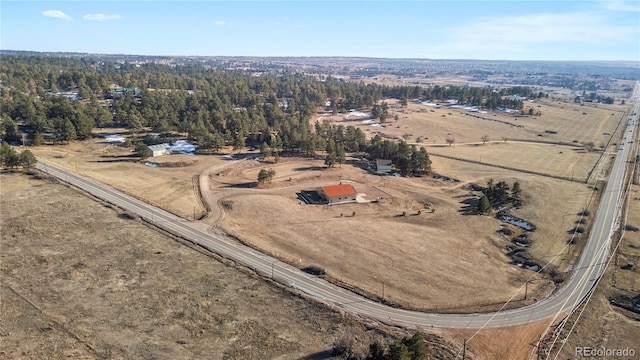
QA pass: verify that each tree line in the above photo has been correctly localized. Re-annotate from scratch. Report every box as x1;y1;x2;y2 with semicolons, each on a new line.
0;142;37;169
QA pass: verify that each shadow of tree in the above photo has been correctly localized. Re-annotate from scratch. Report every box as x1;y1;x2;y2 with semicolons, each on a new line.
220;182;257;189
298;349;335;360
458;197;479;216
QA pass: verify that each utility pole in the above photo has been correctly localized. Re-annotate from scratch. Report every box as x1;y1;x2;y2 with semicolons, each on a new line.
525;277;537;300
462;339;466;360
382;282;385;299
536;339;543;360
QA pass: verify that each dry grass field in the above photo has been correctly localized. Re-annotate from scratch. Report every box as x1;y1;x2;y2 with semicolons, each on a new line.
27;93;630;313
318;97;626;148
201;155;589;310
1;172;462;359
427;141;600;180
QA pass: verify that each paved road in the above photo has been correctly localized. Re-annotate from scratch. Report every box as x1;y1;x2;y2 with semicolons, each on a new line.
34;84;639;329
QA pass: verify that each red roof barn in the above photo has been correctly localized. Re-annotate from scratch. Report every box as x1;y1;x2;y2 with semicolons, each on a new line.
318;184;358;204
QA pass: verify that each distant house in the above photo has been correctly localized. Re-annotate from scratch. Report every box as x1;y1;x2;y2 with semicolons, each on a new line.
146;140;197;157
375;159;393;175
109;87;142;99
318;184;358;204
149;143;170;157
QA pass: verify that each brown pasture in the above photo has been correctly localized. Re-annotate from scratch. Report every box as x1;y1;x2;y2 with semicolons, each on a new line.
30;137;223;219
427;141;600;180
318;97;626;148
200;155;590;309
28;94;631;311
4;172;458;359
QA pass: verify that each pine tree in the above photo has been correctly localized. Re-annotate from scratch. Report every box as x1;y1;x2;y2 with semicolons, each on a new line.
56;118;77;144
257;168;276;184
495;181;510;205
32;132;44;146
18;150;37;169
325;139;337;168
134;142;151;160
0;142;19;168
511;181;522;207
403;334;428;360
478;195;492;215
259;142;271;160
367;341;386;360
336;142;346;167
387;341;410;360
412;147;432;175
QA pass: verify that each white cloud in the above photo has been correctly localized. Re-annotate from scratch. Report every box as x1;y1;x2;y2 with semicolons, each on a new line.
42;10;72;21
431;11;637;57
600;0;640;12
457;12;632;43
424;9;640;60
214;20;237;28
83;14;123;22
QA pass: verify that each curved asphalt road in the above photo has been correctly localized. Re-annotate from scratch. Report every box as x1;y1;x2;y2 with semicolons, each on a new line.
35;83;639;329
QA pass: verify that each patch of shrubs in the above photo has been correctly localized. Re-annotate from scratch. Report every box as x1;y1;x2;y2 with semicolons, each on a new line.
625;224;639;232
568;226;585;234
302;265;326;276
334;332;429;360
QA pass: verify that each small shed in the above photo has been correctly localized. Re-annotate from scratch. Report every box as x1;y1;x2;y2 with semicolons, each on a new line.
375;159;392;174
318;184;358;204
149;143;170;157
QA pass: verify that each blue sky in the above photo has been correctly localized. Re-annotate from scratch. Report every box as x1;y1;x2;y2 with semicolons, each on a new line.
1;1;639;61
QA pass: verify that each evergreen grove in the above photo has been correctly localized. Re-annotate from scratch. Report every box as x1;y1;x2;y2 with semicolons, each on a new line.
477;179;523;214
2;55;540;173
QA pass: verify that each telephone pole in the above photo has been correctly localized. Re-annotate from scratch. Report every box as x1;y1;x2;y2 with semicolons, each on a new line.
462;339;466;360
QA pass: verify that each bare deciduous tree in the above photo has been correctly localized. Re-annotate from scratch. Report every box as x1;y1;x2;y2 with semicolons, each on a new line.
445;137;455;146
583;141;595;152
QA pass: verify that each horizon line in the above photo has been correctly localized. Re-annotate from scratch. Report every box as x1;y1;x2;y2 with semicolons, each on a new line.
2;49;639;64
